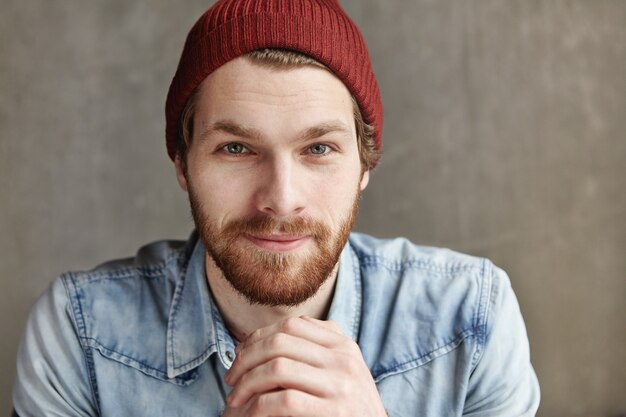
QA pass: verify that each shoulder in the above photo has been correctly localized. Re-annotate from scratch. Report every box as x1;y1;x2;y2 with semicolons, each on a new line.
62;237;191;318
348;232;487;274
56;236;195;365
29;236;192;331
14;236;193;414
67;237;192;288
349;232;512;379
348;232;498;303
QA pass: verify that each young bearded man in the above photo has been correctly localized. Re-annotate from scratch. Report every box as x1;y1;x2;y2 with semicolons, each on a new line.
12;0;540;416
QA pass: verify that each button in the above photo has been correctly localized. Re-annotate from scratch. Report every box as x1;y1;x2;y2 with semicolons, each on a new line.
225;351;235;361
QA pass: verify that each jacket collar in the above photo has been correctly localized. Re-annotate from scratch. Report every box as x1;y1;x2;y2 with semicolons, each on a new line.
166;233;218;378
166;232;362;378
326;241;362;341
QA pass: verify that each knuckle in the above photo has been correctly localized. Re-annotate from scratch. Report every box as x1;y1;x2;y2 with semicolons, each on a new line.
248;396;265;416
239;368;251;384
241;361;264;386
340;355;361;374
269;357;288;375
266;332;287;350
279;390;300;410
281;316;300;333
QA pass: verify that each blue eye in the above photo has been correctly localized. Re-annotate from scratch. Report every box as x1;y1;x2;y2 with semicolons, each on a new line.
225;143;247;154
310;144;328;155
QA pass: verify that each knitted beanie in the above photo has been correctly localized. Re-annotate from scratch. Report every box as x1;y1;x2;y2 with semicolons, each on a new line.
165;0;383;162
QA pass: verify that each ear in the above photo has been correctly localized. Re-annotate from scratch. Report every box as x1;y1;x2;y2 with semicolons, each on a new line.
174;155;189;192
359;170;370;191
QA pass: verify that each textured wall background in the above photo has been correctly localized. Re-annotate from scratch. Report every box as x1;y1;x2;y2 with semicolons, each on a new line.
1;1;625;416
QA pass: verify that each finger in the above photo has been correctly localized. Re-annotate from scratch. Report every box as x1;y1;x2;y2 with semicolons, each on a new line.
238;317;345;354
247;389;324;417
227;357;329;407
220;395;255;417
300;316;344;334
226;331;330;386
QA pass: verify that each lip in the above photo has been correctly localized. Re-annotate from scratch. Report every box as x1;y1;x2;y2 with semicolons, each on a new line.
244;234;312;252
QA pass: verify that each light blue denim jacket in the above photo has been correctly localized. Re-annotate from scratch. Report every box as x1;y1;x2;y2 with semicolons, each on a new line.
13;231;540;416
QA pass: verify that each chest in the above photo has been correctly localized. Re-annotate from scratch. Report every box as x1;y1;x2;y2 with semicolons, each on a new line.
91;343;473;417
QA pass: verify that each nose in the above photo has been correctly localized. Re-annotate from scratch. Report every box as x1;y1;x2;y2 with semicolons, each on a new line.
254;155;305;217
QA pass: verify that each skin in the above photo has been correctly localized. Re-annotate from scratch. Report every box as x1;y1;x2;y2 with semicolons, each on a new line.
174;57;386;416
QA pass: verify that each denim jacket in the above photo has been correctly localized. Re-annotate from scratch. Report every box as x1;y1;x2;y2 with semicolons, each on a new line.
13;231;540;416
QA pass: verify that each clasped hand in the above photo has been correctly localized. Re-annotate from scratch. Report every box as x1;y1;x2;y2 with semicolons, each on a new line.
222;316;387;417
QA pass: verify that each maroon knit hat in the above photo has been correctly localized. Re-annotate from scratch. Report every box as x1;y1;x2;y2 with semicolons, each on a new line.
165;0;383;163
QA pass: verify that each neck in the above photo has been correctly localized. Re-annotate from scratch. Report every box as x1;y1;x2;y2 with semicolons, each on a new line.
204;255;339;343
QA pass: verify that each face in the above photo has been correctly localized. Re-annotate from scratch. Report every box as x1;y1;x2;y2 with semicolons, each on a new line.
175;57;369;306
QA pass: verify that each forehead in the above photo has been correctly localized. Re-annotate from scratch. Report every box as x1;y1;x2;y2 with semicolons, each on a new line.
193;57;355;129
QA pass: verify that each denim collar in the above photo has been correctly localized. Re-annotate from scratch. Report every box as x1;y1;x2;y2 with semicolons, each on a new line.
166;233;362;378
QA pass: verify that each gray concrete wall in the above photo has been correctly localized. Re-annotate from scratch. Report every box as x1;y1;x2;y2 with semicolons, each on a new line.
1;1;624;416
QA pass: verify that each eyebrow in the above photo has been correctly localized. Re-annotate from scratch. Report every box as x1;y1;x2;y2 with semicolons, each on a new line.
300;121;352;142
198;119;352;143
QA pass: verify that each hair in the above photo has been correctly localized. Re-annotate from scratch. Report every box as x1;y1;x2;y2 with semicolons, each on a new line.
176;48;379;171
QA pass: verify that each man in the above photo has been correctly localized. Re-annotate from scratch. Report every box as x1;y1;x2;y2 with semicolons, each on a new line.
13;0;540;416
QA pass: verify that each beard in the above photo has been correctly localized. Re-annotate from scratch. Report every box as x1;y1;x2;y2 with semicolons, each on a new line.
187;185;360;307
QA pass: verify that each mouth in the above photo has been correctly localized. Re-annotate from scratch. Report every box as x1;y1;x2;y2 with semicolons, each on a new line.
244;233;312;252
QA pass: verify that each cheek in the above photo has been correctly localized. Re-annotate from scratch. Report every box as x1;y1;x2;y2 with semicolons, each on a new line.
317;174;361;218
190;168;255;220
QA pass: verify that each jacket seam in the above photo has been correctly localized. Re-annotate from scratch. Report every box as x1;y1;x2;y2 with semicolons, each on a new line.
71;250;186;285
82;336;206;384
167;251;191;372
373;328;477;383
471;259;493;369
62;273;102;414
354;252;480;274
350;246;362;340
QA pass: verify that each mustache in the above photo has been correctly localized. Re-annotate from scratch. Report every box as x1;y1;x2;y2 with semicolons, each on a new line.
221;215;330;240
